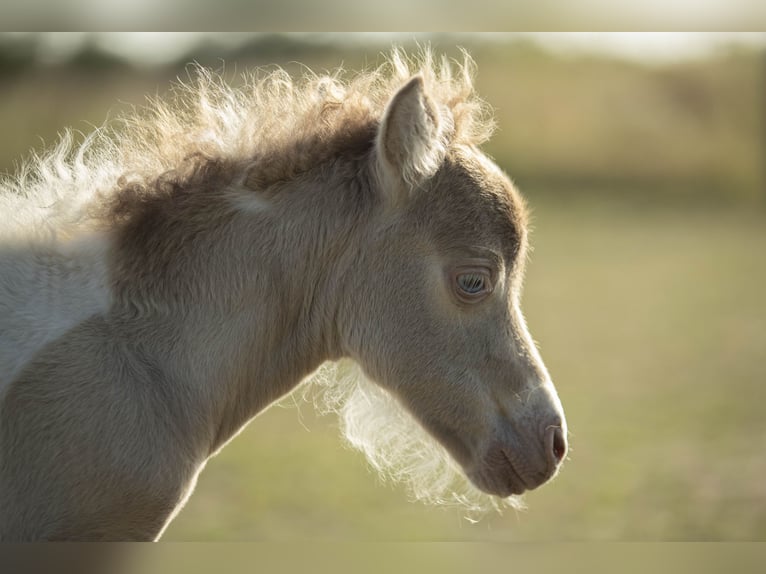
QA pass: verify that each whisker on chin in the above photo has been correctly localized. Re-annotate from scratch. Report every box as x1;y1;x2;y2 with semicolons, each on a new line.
292;359;524;517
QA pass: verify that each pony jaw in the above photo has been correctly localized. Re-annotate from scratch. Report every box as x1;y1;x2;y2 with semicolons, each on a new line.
298;360;524;517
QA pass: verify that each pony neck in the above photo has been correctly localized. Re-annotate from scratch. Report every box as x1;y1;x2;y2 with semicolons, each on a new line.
107;161;373;458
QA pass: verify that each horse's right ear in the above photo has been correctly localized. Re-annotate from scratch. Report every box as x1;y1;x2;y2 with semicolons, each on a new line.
375;75;448;201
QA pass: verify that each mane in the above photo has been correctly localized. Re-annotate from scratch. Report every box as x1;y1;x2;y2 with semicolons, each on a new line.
0;47;494;240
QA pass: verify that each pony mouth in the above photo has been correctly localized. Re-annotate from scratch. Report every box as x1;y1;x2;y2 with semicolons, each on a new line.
501;449;534;494
469;450;531;498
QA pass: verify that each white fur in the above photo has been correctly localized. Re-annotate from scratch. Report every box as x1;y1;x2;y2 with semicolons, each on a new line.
0;233;111;389
0;129;116;391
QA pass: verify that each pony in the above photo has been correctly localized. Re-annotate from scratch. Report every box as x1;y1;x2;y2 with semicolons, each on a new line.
0;49;567;540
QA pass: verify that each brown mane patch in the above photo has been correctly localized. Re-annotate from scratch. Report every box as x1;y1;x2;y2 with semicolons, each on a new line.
102;49;493;223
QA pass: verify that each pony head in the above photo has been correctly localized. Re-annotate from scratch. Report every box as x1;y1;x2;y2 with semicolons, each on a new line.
310;51;567;512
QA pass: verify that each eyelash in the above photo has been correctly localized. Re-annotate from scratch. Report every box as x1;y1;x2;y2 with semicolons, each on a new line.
457;273;486;294
453;268;493;302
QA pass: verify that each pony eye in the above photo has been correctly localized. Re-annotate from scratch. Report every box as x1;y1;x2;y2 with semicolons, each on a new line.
449;265;494;304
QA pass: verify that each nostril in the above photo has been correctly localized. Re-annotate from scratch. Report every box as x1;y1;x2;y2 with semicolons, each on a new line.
546;425;567;468
552;427;566;462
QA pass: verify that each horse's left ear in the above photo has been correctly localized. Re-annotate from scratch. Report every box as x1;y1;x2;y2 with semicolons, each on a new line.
376;75;448;199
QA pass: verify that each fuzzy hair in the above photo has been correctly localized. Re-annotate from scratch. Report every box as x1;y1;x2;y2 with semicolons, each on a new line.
299;360;524;516
1;47;494;242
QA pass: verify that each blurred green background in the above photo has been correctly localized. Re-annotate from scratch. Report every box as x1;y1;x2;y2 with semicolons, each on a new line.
1;33;764;541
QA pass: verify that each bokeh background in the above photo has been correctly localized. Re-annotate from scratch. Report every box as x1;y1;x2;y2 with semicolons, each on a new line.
1;32;764;541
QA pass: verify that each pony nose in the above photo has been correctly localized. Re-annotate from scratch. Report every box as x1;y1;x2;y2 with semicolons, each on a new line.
545;424;567;470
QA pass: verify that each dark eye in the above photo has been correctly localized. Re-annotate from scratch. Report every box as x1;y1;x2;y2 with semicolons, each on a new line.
457;272;486;294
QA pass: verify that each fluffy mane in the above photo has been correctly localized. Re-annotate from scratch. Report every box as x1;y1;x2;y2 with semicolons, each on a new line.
1;48;494;240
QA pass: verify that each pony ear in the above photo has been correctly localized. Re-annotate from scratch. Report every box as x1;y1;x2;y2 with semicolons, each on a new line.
376;75;448;198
